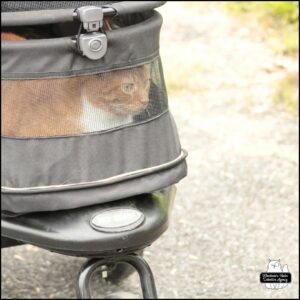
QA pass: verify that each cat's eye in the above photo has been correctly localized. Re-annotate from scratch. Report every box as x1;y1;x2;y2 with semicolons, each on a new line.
122;83;135;93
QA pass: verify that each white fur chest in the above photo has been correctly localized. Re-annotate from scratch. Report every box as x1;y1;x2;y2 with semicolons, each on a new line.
80;94;133;132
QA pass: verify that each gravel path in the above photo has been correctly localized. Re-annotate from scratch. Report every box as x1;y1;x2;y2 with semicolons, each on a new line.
1;2;299;299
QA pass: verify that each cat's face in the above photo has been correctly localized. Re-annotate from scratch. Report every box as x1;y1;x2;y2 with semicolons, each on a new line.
267;260;282;272
83;65;151;115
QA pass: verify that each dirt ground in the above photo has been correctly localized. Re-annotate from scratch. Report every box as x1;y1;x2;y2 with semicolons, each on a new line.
1;2;299;299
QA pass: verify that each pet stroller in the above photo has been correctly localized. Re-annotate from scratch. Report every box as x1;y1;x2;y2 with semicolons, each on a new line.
1;1;187;298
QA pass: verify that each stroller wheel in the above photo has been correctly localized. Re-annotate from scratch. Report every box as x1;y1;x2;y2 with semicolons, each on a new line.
77;252;157;299
106;250;144;284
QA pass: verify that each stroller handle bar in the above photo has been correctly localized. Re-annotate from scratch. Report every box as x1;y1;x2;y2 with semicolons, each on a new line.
1;1;167;27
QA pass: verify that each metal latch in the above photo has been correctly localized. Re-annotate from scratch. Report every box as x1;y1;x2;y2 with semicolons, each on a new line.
76;6;107;60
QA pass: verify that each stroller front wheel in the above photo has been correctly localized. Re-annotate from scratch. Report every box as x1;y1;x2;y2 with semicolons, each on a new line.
76;252;157;299
106;250;144;284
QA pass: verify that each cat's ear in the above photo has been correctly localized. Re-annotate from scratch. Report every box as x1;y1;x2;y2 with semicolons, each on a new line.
140;64;151;75
144;63;151;73
282;264;288;272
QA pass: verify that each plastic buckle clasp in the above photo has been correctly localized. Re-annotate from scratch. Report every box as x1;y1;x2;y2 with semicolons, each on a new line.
76;6;107;60
76;6;104;32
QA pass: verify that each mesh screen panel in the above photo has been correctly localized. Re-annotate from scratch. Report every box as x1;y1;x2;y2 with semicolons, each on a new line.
1;1;120;12
1;59;168;138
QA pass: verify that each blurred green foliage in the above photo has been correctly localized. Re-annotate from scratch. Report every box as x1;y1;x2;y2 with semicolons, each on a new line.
227;1;299;55
227;1;298;24
228;2;299;114
275;72;299;115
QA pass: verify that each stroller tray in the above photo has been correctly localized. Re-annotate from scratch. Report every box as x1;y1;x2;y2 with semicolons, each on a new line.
1;187;175;256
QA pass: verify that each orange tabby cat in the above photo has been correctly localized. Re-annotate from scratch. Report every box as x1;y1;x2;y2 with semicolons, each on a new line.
1;32;151;137
1;32;26;41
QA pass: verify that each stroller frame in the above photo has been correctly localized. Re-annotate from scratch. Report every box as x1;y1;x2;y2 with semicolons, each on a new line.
77;254;157;298
2;186;176;298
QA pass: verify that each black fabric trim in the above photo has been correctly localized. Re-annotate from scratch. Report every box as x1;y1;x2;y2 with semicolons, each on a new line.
1;150;187;194
1;52;160;80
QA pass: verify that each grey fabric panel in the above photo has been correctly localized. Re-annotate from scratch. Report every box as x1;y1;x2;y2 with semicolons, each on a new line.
2;112;182;190
1;11;162;79
1;159;187;214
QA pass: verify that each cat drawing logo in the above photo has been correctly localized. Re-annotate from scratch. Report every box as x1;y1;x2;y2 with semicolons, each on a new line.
260;259;291;290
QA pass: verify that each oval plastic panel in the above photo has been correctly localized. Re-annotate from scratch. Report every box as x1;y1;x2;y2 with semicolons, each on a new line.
90;208;145;233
